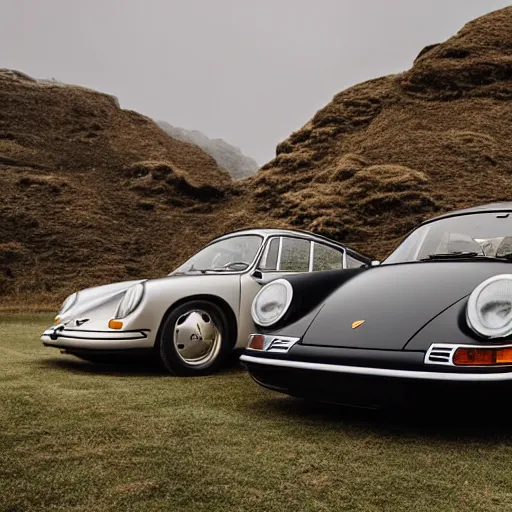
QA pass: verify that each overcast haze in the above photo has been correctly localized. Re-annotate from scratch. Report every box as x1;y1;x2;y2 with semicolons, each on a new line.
2;0;511;165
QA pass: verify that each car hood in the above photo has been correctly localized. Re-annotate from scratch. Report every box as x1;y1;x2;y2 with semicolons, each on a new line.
301;261;512;350
61;272;242;323
60;279;145;321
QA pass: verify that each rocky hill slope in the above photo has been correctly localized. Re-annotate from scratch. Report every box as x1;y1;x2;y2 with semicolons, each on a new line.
0;69;242;304
157;121;258;180
2;7;512;306
251;6;512;259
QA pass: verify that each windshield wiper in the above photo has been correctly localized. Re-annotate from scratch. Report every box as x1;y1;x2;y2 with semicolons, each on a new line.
421;252;512;262
422;252;479;260
169;269;209;275
183;268;237;273
198;268;241;273
170;268;238;275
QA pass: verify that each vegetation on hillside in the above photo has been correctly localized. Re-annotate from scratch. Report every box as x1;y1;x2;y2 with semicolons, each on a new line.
254;7;512;258
1;7;512;304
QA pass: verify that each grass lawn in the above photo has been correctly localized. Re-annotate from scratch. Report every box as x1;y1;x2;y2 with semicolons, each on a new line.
2;315;512;511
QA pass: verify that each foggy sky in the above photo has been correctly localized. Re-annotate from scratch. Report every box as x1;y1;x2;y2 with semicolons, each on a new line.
2;0;511;165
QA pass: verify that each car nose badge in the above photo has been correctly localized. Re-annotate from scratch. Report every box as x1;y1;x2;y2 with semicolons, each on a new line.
351;320;365;329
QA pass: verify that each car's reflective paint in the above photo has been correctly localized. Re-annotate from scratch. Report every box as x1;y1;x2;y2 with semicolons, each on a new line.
242;204;512;406
300;261;512;350
42;228;373;366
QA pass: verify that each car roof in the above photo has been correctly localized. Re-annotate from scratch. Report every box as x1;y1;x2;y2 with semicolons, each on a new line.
421;202;512;226
211;228;373;261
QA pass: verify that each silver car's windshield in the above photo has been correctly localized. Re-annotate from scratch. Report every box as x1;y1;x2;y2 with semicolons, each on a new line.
384;212;512;264
171;235;263;274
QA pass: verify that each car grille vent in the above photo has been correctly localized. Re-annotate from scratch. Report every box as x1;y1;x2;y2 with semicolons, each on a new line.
429;349;452;363
425;344;457;366
268;337;298;353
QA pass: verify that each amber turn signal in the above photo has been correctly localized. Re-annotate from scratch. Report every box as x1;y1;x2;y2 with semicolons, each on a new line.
55;317;61;324
248;334;265;350
453;346;512;366
108;319;123;330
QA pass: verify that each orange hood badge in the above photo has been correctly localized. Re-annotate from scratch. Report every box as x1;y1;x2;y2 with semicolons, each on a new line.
351;320;365;329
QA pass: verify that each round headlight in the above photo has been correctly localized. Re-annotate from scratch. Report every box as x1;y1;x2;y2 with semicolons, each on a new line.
115;283;145;319
251;279;293;327
59;292;78;315
467;275;512;338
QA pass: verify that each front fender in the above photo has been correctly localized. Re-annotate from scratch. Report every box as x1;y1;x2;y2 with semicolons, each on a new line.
257;269;365;334
127;274;242;345
403;295;502;351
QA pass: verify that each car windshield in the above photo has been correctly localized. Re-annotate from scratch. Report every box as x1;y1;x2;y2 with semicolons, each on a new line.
383;212;512;264
170;235;263;274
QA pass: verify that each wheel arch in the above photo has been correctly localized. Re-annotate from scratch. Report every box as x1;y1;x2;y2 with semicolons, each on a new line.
155;294;238;351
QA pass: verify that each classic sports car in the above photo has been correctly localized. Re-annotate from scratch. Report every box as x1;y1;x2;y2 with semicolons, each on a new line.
241;203;512;408
41;228;372;375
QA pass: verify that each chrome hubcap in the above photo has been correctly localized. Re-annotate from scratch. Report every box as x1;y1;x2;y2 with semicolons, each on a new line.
173;310;222;366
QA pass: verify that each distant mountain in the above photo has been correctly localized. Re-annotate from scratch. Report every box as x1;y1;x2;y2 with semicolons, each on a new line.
157;121;258;180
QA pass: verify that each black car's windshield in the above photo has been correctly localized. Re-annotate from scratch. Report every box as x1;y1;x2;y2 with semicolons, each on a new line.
383;212;512;264
170;235;263;275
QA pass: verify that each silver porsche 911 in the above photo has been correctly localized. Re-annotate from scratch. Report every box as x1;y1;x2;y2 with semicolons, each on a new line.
41;229;372;375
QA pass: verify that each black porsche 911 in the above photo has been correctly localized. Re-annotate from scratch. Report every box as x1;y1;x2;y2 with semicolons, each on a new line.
240;203;512;409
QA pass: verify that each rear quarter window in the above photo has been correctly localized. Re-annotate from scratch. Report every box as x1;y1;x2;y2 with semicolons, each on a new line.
280;238;310;272
313;243;343;271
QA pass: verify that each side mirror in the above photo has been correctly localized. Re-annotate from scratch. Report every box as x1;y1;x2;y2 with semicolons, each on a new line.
370;260;381;266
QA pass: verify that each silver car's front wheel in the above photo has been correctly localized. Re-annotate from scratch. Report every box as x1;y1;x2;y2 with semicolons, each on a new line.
158;300;231;376
173;310;222;366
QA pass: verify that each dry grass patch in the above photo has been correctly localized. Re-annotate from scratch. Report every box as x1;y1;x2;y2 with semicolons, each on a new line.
0;68;234;300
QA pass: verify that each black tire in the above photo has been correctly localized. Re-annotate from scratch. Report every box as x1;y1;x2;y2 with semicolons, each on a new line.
158;300;232;376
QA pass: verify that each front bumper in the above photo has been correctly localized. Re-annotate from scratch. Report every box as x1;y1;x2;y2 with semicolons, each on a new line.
240;345;512;408
241;354;512;382
41;325;153;351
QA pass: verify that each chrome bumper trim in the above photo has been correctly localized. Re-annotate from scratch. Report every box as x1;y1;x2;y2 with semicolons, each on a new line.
41;327;152;350
247;334;300;353
240;355;512;382
425;342;512;366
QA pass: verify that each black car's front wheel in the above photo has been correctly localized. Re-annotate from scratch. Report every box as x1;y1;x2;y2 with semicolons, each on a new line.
158;300;231;376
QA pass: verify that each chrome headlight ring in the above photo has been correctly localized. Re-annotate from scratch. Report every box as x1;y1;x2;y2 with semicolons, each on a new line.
467;274;512;339
251;279;293;327
115;283;145;319
59;292;78;316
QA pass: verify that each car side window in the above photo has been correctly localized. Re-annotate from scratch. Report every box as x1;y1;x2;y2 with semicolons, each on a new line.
279;238;311;272
313;243;343;271
258;238;280;271
346;253;366;268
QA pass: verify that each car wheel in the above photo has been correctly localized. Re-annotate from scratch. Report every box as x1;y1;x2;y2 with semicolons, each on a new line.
158;300;231;376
